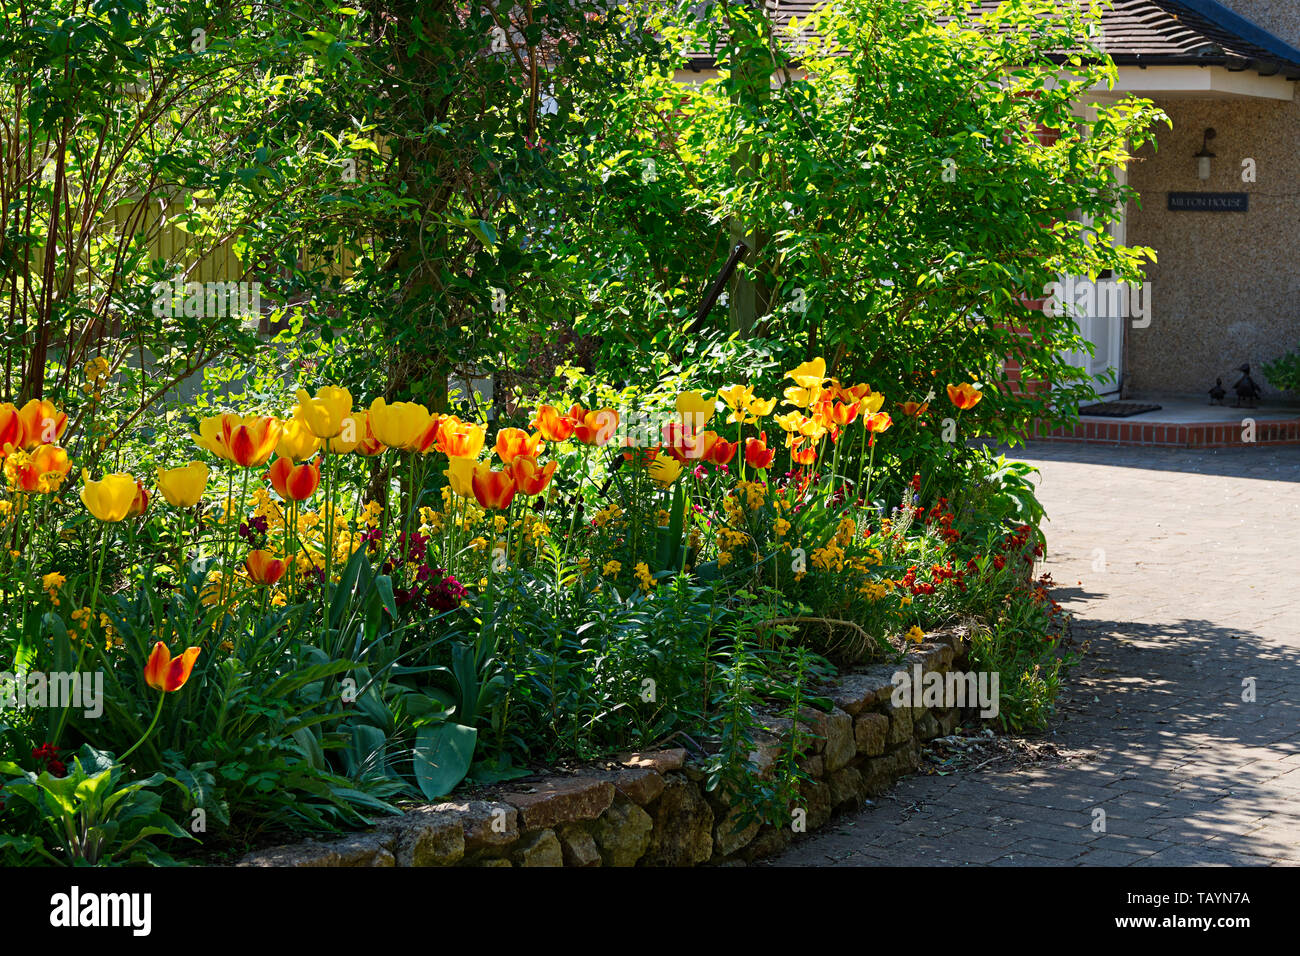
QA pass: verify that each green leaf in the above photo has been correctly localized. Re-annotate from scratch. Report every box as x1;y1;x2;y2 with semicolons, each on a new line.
412;723;477;800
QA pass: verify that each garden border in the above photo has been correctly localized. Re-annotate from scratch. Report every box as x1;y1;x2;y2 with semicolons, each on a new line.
237;627;972;867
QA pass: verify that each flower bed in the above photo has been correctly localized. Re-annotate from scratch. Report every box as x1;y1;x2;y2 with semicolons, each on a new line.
1;358;1067;865
239;629;968;867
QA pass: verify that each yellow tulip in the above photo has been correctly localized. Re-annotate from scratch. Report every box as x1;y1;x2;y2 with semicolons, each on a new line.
295;387;353;439
331;411;385;455
785;357;828;390
717;385;754;413
648;455;683;487
81;473;139;522
782;383;823;409
445;456;476;499
675;391;715;430
193;414;235;462
277;417;322;461
368;397;432;451
157;462;209;508
858;392;886;415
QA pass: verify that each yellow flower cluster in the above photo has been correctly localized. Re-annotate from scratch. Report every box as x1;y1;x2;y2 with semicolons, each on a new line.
602;559;621;578
834;516;856;547
634;561;653;592
592;503;624;529
859;581;888;602
735;481;766;511
42;571;65;605
811;542;846;573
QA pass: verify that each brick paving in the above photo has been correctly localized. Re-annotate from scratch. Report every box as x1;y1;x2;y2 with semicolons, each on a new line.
770;442;1300;866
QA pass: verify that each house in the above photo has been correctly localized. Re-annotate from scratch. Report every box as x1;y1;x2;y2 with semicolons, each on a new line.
680;1;1300;445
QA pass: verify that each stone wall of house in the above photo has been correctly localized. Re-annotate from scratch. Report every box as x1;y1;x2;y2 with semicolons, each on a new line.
1124;4;1300;399
238;630;971;868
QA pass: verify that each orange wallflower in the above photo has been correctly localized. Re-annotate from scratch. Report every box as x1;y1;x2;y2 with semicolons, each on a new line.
267;456;320;501
143;642;201;692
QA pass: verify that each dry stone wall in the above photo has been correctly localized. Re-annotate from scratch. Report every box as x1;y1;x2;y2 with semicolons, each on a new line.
239;628;971;867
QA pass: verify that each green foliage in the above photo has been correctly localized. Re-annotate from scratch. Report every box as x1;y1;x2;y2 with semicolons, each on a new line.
0;745;192;866
1263;346;1300;393
555;0;1166;442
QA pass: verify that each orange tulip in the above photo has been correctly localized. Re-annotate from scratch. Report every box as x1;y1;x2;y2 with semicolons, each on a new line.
946;383;983;410
436;417;486;459
0;403;23;455
864;412;893;434
744;432;776;470
143;642;201;693
471;463;517;510
506;456;558;496
789;435;817;465
622;438;659;467
819;399;860;428
127;480;150;518
245;550;288;586
16;399;68;450
4;444;71;493
494;427;544;463
411;414;448;454
574;408;619;446
836;383;874;404
532;404;578;442
221;415;282;468
662;421;709;462
267;456;320;501
900;401;929;418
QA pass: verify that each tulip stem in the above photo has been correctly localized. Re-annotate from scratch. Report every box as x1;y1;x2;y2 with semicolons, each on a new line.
117;692;166;765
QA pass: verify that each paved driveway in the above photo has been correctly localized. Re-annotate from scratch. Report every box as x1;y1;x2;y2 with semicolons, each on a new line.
770;443;1300;866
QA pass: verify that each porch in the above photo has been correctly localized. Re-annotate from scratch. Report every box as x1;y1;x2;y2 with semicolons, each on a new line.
1033;396;1300;448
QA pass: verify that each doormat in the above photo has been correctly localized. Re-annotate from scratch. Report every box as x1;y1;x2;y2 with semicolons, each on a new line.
1078;402;1162;418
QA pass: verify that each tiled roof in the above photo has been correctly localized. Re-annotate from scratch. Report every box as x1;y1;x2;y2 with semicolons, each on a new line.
680;0;1300;79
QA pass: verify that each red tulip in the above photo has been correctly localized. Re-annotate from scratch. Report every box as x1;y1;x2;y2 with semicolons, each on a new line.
127;480;150;518
744;432;776;470
267;456;320;501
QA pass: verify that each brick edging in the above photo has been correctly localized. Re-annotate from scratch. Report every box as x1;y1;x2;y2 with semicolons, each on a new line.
1031;416;1300;448
236;629;973;867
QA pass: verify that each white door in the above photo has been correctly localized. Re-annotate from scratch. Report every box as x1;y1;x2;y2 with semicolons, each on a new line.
1062;109;1126;399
